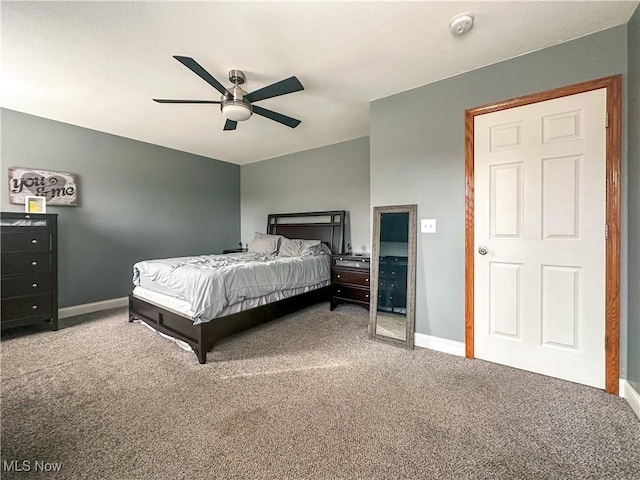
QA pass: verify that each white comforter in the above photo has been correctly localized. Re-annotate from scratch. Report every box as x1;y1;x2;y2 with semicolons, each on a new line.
132;252;330;324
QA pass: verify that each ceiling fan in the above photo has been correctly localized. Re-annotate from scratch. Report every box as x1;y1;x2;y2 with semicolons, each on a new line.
153;56;304;131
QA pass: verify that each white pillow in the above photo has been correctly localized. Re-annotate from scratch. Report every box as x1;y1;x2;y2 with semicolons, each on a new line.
248;233;283;255
278;238;330;257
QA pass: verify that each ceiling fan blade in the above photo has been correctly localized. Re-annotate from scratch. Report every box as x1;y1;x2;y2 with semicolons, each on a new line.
153;99;221;104
223;119;238;131
173;56;229;96
252;105;301;128
244;76;304;103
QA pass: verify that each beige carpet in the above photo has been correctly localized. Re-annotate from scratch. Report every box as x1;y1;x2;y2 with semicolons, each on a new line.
1;304;639;480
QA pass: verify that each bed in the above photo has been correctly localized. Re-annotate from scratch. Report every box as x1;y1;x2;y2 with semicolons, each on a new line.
128;211;345;364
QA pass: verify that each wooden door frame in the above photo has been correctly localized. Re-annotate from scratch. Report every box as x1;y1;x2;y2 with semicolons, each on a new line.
464;75;622;394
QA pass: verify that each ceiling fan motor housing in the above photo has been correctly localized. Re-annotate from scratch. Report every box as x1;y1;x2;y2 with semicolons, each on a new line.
228;69;246;85
221;84;252;121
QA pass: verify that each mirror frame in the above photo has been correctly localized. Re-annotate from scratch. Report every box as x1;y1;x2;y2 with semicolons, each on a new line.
368;204;417;349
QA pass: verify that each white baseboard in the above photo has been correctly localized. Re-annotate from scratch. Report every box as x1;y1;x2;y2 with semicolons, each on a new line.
58;297;128;319
414;333;465;357
620;379;640;420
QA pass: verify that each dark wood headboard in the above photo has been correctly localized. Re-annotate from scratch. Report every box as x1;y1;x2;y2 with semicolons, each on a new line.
267;211;345;254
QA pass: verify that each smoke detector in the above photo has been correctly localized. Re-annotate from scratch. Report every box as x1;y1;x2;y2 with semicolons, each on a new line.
450;13;474;36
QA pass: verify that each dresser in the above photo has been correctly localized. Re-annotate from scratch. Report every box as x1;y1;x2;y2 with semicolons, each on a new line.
377;256;408;313
330;254;370;311
1;212;58;331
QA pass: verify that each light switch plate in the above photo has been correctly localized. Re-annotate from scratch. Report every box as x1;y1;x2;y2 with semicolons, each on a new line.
421;219;436;233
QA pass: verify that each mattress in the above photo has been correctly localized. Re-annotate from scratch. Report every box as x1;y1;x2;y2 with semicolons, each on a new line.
132;281;329;319
133;252;330;324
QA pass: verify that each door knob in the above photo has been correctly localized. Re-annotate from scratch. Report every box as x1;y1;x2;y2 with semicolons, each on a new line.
478;246;488;255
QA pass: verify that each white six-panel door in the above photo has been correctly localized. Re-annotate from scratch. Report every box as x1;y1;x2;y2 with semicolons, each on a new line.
474;89;607;388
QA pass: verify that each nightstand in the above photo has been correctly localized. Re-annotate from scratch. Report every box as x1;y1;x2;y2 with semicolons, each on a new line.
223;243;247;254
330;254;370;311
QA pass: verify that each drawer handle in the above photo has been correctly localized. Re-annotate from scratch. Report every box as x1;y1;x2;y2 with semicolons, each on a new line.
31;239;38;244
31;261;38;266
32;305;38;310
365;278;369;282
32;283;38;288
337;274;341;278
365;294;369;298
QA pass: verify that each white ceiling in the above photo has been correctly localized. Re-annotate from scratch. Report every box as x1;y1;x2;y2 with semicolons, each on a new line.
2;1;637;165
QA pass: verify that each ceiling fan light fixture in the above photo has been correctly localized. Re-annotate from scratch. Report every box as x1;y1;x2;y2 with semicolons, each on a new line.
221;83;252;121
221;100;252;121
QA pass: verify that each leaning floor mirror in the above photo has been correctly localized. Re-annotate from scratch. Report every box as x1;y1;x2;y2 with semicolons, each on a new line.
369;204;417;349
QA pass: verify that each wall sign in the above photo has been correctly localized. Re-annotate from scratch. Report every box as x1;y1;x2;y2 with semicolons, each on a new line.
8;167;78;206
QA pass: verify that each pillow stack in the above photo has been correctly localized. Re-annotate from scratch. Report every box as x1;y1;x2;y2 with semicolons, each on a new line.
247;233;331;257
278;238;324;257
247;233;283;255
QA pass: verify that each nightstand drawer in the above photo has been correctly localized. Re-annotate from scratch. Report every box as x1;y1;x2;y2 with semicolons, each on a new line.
1;253;51;276
1;294;52;321
332;269;370;287
1;232;50;253
333;256;370;269
1;275;52;298
333;285;370;304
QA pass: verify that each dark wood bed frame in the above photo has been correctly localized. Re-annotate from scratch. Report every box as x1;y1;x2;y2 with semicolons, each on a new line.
128;211;345;364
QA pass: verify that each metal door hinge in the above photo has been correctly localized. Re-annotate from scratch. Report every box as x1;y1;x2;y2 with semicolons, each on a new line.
605;335;609;350
606;113;609;128
605;224;609;240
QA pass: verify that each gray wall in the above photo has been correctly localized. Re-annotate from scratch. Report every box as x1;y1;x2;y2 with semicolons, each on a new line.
627;6;640;392
370;25;630;378
1;109;240;308
241;137;370;253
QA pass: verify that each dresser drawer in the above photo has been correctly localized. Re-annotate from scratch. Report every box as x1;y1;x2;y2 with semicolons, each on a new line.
333;285;370;304
332;269;370;287
379;265;407;281
378;257;408;280
1;294;52;321
378;278;406;291
1;275;52;298
1;232;50;253
0;215;49;232
1;252;51;276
